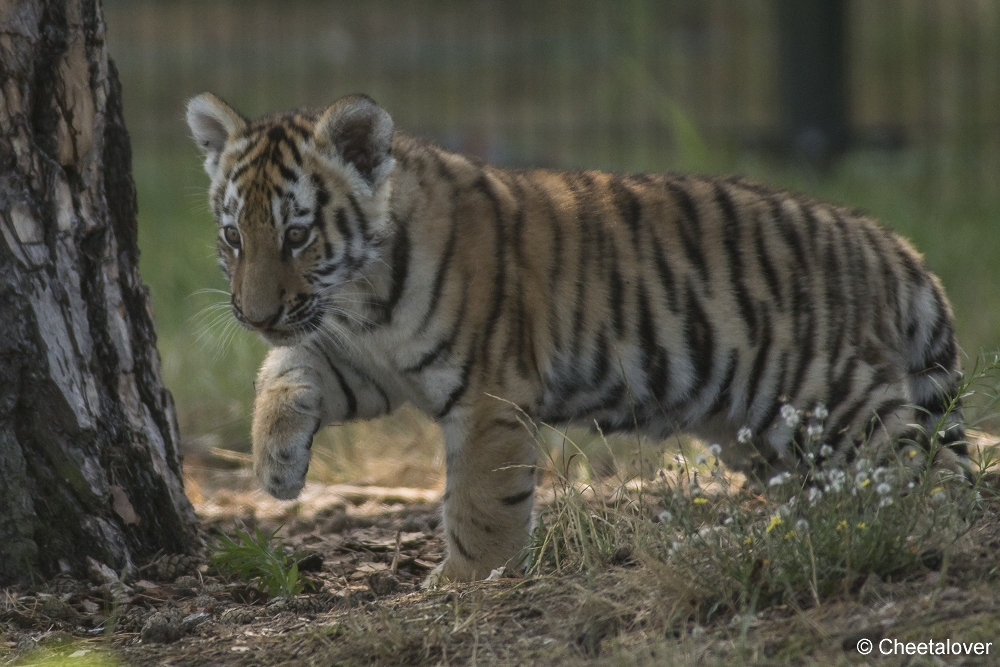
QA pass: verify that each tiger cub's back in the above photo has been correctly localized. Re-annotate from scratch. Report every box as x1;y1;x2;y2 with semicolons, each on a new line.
503;167;964;475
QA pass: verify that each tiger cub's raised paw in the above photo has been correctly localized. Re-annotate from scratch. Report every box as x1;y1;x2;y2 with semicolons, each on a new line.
251;370;321;500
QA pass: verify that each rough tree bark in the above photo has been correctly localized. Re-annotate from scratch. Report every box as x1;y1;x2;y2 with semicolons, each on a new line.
0;0;199;586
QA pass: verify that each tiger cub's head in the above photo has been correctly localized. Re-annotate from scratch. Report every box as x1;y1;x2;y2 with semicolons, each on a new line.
186;93;396;345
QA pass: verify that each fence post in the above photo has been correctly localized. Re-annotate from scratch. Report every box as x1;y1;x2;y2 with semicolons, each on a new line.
777;0;848;167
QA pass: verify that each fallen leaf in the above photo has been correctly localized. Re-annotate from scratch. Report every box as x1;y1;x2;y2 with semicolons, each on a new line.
111;485;140;525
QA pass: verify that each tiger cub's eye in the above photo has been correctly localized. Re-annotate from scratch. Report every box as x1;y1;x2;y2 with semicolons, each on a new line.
285;225;309;249
223;225;241;249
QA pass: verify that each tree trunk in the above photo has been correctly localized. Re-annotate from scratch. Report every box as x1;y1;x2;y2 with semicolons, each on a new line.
0;0;199;586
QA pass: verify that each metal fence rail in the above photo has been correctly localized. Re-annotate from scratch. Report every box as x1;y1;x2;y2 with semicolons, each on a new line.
104;0;1000;181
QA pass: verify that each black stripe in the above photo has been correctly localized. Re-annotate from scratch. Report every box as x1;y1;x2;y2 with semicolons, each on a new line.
772;198;808;270
800;201;822;252
283;134;302;165
788;298;816;404
608;176;643;251
715;183;759;344
417;211;458;335
311;175;331;207
592;329;611;385
649;232;680;313
608;249;626;338
347;194;370;240
773;199;815;403
513;287;531;378
754;212;783;309
449;530;475;561
744;308;773;409
707;349;738;416
753;351;788;432
229;160;251;183
275;161;297;183
380;215;410;324
564;173;593;358
316;347;357;420
406;282;471;374
474;175;508;372
825;388;872;441
437;337;478;418
685;281;714;387
638;282;669;403
334;207;352;242
429;147;457;185
823;221;847;366
827;357;858;421
665;179;710;285
536;185;563;348
500;489;534;506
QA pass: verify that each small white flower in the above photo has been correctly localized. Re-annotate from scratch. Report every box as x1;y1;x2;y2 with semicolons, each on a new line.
780;404;800;427
737;427;753;444
819;444;834;457
879;497;894;508
708;444;722;457
825;469;846;493
768;471;792;487
723;516;734;525
854;471;869;488
695;453;708;466
806;452;815;461
806;423;823;439
907;481;915;490
813;404;828;420
807;487;823;503
658;510;674;523
876;482;892;496
795;518;809;532
691;625;706;638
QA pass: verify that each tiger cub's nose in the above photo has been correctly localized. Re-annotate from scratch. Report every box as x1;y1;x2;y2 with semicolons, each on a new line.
244;308;282;331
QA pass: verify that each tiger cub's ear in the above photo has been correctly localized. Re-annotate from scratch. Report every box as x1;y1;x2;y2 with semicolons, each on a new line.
186;93;246;180
313;95;395;191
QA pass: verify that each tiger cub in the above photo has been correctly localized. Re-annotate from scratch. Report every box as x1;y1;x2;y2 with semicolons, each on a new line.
187;92;966;582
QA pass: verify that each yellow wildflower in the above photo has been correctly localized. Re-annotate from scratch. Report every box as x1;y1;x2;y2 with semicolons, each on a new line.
766;515;782;533
836;520;848;531
692;497;708;505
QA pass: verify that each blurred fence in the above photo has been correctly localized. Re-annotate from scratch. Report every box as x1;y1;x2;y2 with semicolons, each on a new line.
104;0;1000;182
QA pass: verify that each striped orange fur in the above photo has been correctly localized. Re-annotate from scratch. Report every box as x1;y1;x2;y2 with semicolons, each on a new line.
187;93;967;582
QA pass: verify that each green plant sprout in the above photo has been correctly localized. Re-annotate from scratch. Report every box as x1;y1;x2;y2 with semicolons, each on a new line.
210;521;303;598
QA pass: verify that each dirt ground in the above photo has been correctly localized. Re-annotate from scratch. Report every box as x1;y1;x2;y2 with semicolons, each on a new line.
3;463;1000;667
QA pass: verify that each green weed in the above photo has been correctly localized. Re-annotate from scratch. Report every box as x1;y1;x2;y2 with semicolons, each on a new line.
210;521;303;598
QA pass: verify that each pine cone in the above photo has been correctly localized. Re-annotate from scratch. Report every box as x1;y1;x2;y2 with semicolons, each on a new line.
220;606;259;624
116;606;153;633
150;554;199;582
140;610;184;644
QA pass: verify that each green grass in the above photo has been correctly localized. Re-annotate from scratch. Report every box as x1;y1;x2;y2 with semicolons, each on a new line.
526;359;1000;630
210;521;304;598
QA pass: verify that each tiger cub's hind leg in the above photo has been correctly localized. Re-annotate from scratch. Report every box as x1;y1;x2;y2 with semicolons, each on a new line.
429;404;538;584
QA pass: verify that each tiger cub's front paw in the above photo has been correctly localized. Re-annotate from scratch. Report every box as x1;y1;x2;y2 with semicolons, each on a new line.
251;372;321;500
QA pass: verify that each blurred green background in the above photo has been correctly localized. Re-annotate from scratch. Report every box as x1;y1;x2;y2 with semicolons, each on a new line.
102;0;1000;481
